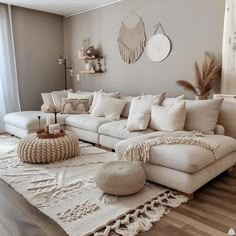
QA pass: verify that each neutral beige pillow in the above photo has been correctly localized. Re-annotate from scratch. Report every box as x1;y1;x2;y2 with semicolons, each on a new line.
68;92;93;106
76;89;103;105
141;92;166;104
162;95;185;107
41;103;56;113
150;101;186;131
52;89;73;112
91;94;126;120
41;93;54;107
61;98;89;114
126;93;165;131
89;91;120;113
185;99;223;134
120;95;135;118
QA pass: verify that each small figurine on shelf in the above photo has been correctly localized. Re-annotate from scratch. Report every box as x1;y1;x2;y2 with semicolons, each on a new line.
96;58;103;73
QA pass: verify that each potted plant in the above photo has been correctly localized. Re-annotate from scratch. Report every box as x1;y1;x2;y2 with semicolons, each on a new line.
176;52;221;100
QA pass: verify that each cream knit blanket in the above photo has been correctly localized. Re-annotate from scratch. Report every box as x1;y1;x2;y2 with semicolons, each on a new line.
122;131;219;162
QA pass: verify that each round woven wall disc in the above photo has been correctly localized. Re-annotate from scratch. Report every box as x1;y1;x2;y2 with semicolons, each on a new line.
146;34;171;62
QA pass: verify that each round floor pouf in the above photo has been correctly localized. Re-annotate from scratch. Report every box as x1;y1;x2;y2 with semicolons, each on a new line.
17;132;79;164
95;161;146;196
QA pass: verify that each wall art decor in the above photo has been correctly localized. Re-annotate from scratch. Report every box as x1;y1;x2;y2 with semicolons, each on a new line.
146;23;171;62
118;11;146;64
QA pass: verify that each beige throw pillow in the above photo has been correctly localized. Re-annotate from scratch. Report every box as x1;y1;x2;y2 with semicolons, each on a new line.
150;101;186;131
68;92;93;106
91;94;126;120
161;95;185;107
61;98;89;114
41;103;56;113
126;93;165;131
89;91;120;113
52;89;73;112
41;93;54;107
185;99;223;134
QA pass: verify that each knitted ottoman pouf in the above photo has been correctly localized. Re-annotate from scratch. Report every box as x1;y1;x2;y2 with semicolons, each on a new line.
17;132;79;164
95;161;146;196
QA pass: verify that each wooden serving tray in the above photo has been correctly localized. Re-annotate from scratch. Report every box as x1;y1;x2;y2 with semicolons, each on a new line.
36;129;65;139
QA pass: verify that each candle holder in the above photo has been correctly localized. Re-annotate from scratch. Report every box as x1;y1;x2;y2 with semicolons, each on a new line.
37;116;41;131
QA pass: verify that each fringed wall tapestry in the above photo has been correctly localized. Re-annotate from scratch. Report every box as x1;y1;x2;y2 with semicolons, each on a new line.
118;16;146;64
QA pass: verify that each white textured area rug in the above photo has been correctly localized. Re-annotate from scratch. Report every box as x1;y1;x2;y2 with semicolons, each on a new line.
0;134;188;236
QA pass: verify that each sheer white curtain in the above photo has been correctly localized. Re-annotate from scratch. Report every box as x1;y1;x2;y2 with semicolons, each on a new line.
0;4;21;132
221;0;236;94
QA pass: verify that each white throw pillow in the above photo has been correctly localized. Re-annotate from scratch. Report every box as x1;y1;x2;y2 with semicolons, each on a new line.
91;94;126;120
150;101;186;131
120;95;136;118
41;93;54;107
68;92;93;106
162;95;185;107
126;93;165;131
141;92;166;104
52;89;73;112
89;91;120;113
185;99;223;134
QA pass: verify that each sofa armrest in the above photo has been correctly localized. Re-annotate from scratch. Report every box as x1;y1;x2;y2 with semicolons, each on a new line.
214;124;225;135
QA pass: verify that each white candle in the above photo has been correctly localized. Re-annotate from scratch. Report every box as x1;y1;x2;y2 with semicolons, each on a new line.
49;124;60;134
46;115;51;126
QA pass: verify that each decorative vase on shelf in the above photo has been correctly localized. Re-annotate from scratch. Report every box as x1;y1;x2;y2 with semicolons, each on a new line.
85;61;93;71
195;95;208;100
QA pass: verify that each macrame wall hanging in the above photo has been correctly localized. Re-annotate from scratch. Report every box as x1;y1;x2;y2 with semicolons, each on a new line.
118;12;146;64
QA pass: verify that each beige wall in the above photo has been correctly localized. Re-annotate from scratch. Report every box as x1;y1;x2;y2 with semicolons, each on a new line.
64;0;225;97
12;6;64;111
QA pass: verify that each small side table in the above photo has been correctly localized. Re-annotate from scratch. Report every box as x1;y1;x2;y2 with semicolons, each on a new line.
17;131;79;164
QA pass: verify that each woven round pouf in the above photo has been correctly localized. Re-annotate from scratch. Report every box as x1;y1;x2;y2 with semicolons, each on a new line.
95;161;146;196
17;132;79;164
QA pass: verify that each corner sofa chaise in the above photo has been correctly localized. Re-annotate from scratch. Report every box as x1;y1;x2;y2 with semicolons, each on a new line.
4;92;236;196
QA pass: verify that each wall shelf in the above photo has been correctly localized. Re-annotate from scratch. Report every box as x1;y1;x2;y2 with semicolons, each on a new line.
79;70;103;74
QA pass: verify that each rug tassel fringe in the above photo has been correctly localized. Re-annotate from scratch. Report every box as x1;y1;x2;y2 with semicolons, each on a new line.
93;190;188;236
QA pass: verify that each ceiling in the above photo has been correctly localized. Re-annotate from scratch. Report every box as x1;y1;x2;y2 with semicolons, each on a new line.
0;0;122;17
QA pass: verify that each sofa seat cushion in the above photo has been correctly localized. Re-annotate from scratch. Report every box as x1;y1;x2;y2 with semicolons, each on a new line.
4;111;69;130
99;120;155;140
115;132;236;174
65;114;114;133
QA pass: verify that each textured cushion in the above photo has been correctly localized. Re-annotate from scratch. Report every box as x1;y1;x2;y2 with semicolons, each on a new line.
89;91;120;113
65;114;114;133
99;120;154;140
162;95;185;107
120;95;135;118
91;94;126;120
4;111;69;130
52;89;73;112
61;98;89;114
41;103;56;113
150;101;186;131
68;92;93;106
95;161;146;196
185;99;223;134
115;132;236;174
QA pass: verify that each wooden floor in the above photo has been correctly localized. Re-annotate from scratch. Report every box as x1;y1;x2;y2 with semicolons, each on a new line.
140;167;236;236
0;168;235;236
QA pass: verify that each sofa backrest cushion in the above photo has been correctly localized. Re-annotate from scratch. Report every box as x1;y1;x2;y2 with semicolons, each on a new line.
120;95;135;118
161;95;185;107
52;89;73;112
150;101;186;132
89;91;120;113
91;94;126;120
185;98;223;135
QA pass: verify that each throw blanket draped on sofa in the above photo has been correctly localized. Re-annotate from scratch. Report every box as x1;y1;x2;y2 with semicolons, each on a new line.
121;131;219;162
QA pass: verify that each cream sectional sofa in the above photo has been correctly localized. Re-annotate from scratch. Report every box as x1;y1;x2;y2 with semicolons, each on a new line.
4;96;236;195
